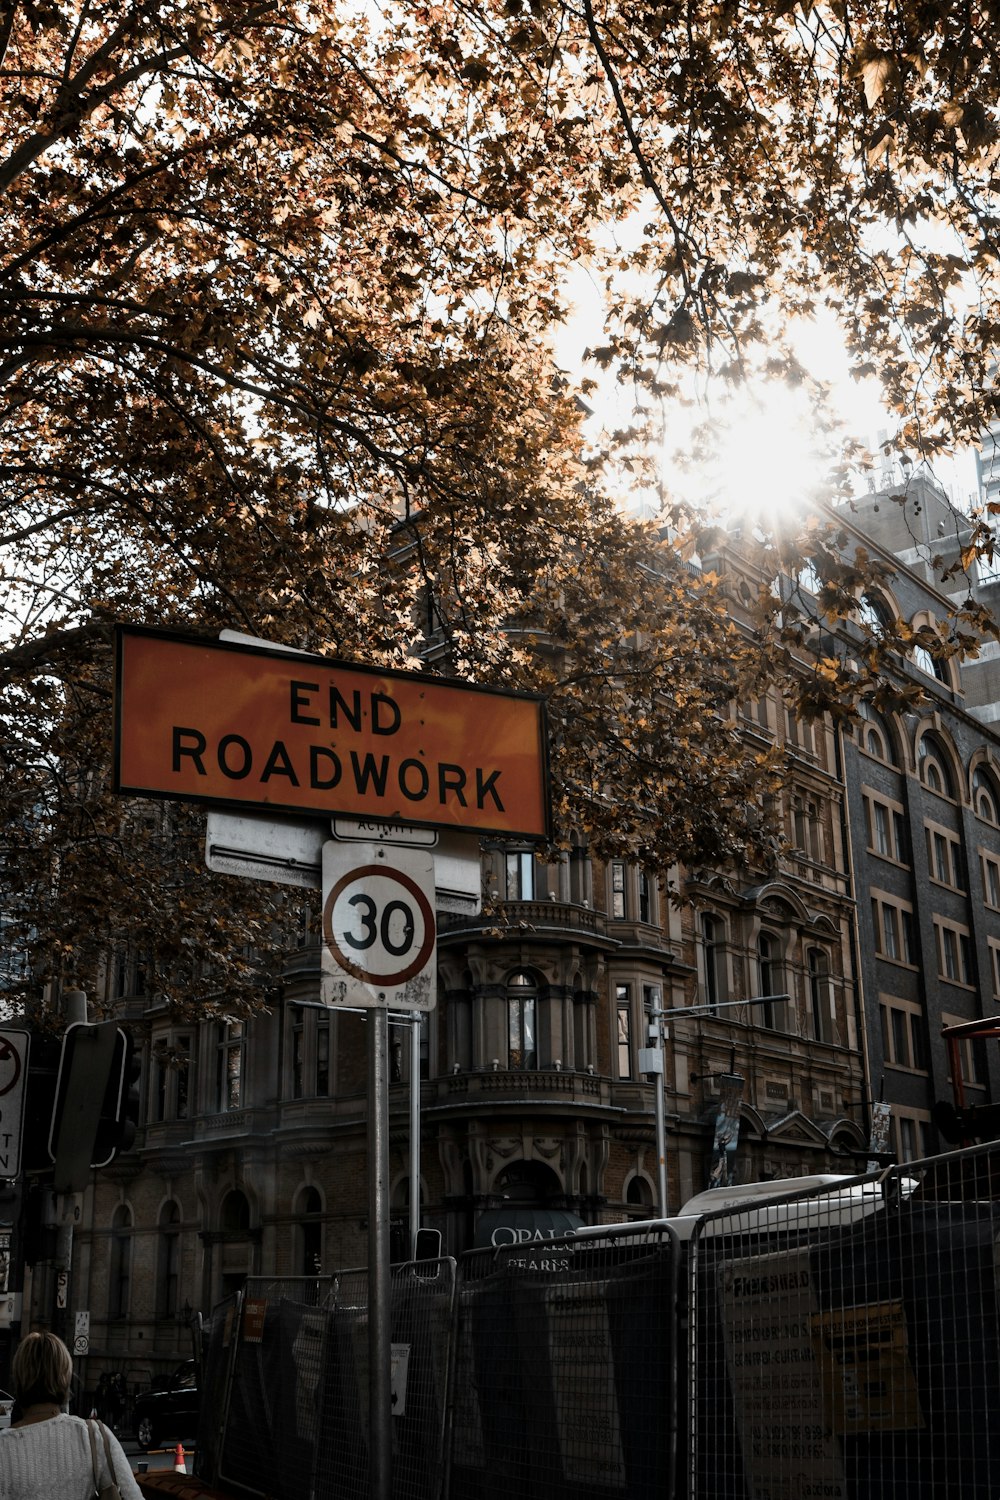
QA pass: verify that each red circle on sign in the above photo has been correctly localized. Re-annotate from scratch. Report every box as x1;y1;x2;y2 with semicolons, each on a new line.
0;1036;22;1097
322;864;435;988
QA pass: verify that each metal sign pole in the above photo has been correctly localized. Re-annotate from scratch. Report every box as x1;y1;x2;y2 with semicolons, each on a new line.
368;1004;392;1500
409;1016;421;1258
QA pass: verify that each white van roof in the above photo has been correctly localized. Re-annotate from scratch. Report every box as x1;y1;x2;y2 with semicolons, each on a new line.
679;1174;857;1218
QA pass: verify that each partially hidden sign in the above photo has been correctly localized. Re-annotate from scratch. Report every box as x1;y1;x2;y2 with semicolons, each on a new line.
114;626;550;839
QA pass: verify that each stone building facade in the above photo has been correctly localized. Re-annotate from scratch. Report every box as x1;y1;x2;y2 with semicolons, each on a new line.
23;480;1000;1394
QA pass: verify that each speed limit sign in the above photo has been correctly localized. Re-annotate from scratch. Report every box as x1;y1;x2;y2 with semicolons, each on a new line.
321;842;437;1010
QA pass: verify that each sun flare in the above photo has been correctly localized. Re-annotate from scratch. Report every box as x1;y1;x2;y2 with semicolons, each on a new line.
669;382;837;529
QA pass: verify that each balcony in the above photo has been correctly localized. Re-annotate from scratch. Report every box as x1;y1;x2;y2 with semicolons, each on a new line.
438;899;615;949
426;1066;614;1116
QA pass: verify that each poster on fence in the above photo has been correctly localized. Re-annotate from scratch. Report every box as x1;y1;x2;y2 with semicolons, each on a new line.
544;1283;627;1491
718;1248;847;1500
810;1300;923;1432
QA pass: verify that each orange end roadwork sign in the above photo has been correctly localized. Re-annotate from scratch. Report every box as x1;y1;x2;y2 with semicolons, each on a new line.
114;626;550;839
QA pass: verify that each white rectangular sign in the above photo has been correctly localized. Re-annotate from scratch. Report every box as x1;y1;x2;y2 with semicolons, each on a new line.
321;842;437;1010
74;1309;90;1356
206;812;482;913
0;1029;30;1179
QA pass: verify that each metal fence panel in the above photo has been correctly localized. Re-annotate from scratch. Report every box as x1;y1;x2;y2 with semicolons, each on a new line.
311;1262;456;1500
196;1292;241;1487
688;1148;1000;1500
218;1276;338;1500
214;1265;456;1500
449;1224;681;1500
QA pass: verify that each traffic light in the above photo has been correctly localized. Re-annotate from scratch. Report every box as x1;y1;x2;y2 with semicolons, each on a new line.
19;1181;57;1266
20;1032;63;1176
98;1031;141;1162
49;1023;139;1189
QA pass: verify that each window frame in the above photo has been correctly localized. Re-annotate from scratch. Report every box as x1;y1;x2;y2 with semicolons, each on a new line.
981;850;1000;910
934;917;974;987
507;971;539;1071
879;996;927;1073
615;984;633;1080
215;1021;246;1113
871;892;916;967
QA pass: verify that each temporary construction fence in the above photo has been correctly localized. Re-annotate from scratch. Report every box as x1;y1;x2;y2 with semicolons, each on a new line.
193;1142;1000;1500
200;1266;455;1500
448;1226;681;1500
688;1144;1000;1500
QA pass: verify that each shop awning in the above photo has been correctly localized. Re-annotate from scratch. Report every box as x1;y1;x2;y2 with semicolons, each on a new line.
473;1206;585;1249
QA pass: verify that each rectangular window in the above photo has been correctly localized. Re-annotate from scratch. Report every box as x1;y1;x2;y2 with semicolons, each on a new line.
864;791;906;862
943;1014;985;1089
702;915;726;1012
982;852;1000;909
638;871;652;924
926;824;961;888
990;940;1000;998
793;799;823;862
175;1037;190;1120
893;1110;932;1164
216;1023;244;1112
292;1019;305;1099
154;1053;168;1123
893;811;907;862
878;998;927;1073
291;1009;332;1099
317;1017;330;1094
883;906;900;961
941;926;959;980
935;919;973;985
872;894;916;965
909;1014;927;1072
891;1008;909;1067
616;985;632;1079
152;1036;191;1122
611;862;628;919
505;851;535;901
874;803;891;856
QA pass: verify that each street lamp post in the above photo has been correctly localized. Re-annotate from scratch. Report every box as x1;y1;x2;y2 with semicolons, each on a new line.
639;994;791;1217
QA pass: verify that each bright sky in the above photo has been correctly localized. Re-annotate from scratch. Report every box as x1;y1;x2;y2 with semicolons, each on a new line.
552;262;982;528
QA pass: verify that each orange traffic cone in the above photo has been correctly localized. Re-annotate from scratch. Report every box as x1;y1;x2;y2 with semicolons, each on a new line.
173;1443;187;1474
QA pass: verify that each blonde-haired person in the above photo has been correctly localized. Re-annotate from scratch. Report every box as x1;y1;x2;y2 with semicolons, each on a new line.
0;1331;142;1498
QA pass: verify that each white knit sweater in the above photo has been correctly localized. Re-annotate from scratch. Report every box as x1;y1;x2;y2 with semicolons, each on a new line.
0;1413;144;1499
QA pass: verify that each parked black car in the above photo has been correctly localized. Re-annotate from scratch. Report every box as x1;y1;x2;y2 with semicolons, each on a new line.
133;1360;200;1450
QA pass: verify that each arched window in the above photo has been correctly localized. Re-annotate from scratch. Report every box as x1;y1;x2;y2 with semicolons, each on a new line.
507;972;538;1070
221;1189;250;1233
797;560;822;595
974;767;1000;825
625;1175;655;1219
157;1200;181;1320
913;642;949;683
109;1205;133;1320
807;948;834;1043
857;592;892;636
857;701;899;766
701;913;727;1012
756;932;786;1030
918;734;955;798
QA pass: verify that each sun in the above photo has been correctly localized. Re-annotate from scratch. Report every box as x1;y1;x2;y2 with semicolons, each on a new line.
667;381;837;528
